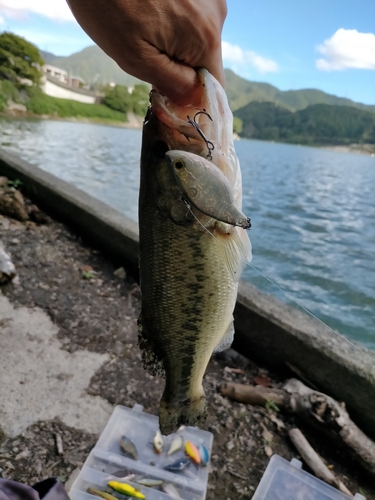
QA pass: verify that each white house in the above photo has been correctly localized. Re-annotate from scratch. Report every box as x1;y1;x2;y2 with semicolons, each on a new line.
41;65;98;104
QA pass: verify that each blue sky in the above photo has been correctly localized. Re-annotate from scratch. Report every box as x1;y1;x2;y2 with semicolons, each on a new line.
1;0;374;104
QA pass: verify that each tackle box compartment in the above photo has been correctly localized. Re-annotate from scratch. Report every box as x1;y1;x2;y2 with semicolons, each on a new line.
252;454;366;500
69;404;214;500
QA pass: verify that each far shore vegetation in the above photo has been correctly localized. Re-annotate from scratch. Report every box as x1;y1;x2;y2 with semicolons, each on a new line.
0;31;374;148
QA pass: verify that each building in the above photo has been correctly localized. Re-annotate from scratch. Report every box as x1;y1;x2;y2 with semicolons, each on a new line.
41;65;99;104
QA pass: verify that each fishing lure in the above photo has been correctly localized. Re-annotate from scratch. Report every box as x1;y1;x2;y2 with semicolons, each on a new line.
185;441;201;464
119;435;138;460
167;436;183;455
164;457;191;473
162;483;181;499
87;487;118;500
198;444;209;466
153;429;164;454
107;481;145;499
135;478;164;487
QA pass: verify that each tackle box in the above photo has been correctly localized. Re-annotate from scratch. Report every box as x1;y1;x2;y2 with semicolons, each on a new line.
252;454;366;500
68;404;213;500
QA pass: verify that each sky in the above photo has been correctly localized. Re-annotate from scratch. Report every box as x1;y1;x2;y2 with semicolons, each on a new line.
0;0;374;104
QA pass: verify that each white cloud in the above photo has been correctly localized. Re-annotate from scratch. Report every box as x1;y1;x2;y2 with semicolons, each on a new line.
222;40;279;74
316;29;375;71
0;14;5;24
0;0;75;21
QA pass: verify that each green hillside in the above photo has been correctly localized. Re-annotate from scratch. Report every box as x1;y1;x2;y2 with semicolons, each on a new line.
234;102;375;145
47;46;374;114
50;46;145;88
224;69;375;113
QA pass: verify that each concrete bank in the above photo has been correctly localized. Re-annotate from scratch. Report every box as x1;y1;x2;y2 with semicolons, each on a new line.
1;148;375;439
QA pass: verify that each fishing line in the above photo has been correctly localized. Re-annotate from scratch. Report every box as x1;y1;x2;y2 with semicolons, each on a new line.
182;199;375;362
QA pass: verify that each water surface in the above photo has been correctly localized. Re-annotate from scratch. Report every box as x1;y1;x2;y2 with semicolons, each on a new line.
1;118;374;348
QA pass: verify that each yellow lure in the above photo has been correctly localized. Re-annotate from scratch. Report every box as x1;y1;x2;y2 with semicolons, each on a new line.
108;481;146;499
185;441;201;464
87;487;118;500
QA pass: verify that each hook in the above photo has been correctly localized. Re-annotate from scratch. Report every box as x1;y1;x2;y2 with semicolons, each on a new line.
186;110;215;160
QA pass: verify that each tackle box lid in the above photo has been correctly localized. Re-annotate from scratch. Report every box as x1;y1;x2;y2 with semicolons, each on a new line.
252;454;366;500
69;404;214;500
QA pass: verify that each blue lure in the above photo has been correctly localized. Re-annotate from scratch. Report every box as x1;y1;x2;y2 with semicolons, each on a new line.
164;457;191;472
198;444;209;466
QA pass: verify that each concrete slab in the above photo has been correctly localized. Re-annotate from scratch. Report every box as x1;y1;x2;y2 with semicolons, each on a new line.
0;293;113;438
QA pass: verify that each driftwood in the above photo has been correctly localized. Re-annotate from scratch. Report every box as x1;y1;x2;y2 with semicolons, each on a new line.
221;378;375;478
289;428;352;496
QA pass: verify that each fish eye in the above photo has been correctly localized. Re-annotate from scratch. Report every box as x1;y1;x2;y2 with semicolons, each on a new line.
175;161;184;170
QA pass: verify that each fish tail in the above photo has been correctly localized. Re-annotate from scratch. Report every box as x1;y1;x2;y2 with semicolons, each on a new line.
159;392;207;435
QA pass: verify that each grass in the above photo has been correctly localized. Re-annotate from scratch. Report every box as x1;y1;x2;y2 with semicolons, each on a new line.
25;87;128;122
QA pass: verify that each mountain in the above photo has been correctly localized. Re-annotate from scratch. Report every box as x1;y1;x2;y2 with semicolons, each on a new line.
44;45;374;114
48;46;145;87
225;69;375;114
40;50;60;65
234;101;375;145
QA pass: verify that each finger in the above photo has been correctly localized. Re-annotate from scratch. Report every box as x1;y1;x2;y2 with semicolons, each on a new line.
204;49;226;89
118;46;204;107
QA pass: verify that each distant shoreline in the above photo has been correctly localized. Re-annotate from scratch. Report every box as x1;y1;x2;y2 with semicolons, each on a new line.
1;111;374;156
319;143;375;156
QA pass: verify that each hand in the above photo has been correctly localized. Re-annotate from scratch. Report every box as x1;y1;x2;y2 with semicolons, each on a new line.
67;0;227;105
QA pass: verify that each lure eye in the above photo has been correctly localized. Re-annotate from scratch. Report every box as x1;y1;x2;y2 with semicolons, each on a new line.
175;161;183;170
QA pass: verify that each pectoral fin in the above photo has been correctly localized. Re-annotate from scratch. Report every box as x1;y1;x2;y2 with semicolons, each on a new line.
213;318;235;353
215;227;252;282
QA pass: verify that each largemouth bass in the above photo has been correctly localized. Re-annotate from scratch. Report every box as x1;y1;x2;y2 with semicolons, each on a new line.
138;69;252;435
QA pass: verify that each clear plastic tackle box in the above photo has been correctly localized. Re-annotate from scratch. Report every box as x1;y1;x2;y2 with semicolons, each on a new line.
69;404;214;500
252;454;366;500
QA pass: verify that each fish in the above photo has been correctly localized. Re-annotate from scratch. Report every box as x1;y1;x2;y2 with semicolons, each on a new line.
167;435;183;455
185;441;201;464
164;457;191;473
162;483;181;499
138;69;252;435
119;435;138;460
87;488;118;500
107;481;145;499
198;444;209;466
153;429;164;454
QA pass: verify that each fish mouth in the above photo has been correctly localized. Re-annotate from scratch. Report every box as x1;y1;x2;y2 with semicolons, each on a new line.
149;72;216;157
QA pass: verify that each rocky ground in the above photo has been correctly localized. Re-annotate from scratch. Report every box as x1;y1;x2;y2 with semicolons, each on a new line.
0;191;374;500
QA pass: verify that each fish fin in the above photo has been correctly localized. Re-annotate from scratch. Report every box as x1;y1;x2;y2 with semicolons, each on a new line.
216;227;252;282
137;314;165;378
213;318;235;353
159;392;207;435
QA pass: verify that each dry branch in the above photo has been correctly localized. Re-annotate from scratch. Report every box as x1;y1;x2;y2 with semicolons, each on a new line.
221;378;375;478
220;382;287;407
289;428;352;496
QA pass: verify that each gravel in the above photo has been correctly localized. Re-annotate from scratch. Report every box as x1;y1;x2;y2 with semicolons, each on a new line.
0;194;374;500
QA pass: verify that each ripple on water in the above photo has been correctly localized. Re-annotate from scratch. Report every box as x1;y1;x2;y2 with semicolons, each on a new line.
1;120;374;349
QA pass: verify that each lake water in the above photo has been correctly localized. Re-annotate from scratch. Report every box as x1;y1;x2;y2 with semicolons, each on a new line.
1;118;374;349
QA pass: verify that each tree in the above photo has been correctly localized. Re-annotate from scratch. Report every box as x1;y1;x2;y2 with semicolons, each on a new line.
130;84;149;116
0;32;44;85
103;85;132;113
233;116;242;135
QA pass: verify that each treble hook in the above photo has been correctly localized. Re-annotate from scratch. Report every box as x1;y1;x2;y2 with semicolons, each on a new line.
187;110;215;160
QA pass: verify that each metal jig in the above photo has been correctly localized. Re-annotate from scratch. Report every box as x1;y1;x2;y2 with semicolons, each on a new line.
187;110;215;160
